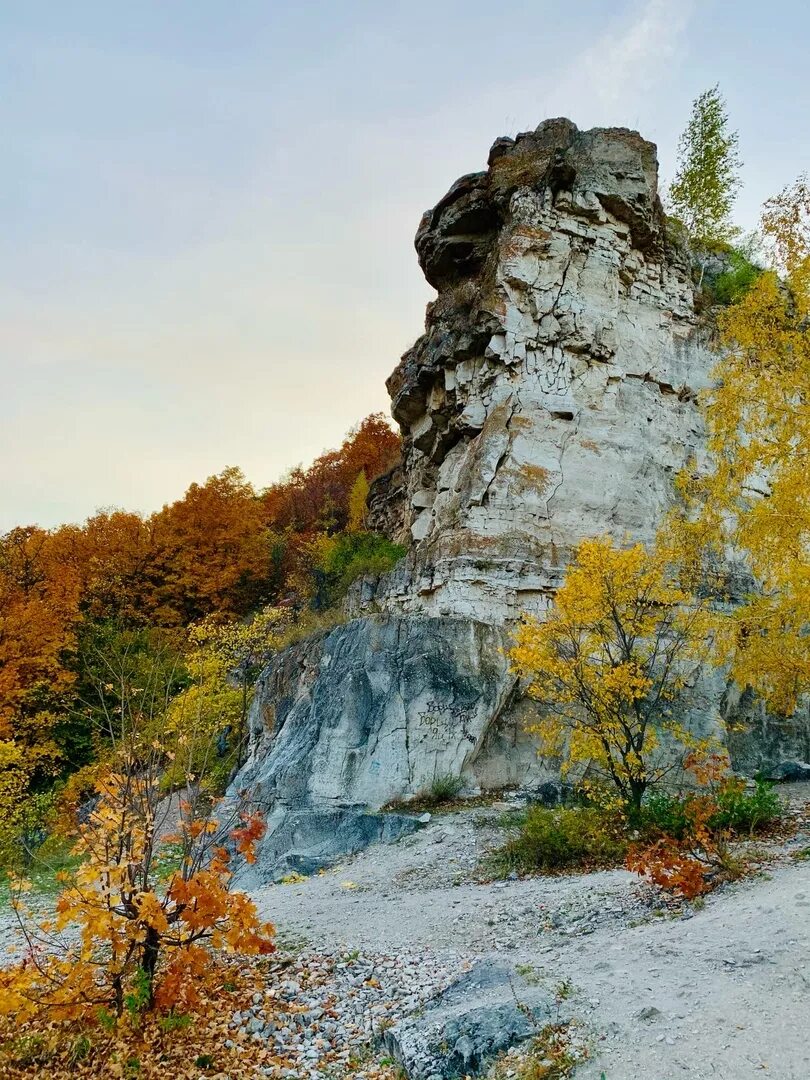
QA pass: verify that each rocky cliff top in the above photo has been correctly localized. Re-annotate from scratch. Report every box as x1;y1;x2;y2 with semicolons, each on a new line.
368;118;710;623
413;118;666;293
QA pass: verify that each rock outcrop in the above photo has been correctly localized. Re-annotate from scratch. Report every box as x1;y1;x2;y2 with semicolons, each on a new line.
383;960;556;1079
368;118;710;622
234;119;809;874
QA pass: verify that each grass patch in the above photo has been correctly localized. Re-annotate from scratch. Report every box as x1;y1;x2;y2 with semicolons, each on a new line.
485;805;627;878
384;781;521;816
0;836;82;907
270;607;348;651
423;773;464;807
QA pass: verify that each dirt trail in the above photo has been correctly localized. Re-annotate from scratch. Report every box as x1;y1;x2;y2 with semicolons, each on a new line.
252;798;810;1080
2;795;809;1078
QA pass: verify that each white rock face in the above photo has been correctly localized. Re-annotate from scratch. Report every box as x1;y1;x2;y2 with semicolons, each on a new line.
372;119;713;623
235;121;808;874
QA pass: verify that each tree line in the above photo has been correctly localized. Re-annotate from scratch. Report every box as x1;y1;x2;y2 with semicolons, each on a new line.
0;413;402;856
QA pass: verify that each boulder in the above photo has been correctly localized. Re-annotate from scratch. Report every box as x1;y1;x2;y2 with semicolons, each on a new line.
383;960;554;1079
765;761;810;783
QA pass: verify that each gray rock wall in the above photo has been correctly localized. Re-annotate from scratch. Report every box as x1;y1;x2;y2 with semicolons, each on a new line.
236;615;548;812
369;119;713;623
233;119;810;873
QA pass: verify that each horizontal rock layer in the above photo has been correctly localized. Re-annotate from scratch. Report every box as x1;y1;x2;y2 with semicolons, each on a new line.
369;118;712;622
235;119;810;873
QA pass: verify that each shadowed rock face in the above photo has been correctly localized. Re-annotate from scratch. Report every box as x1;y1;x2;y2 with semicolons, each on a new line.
233;616;550;868
234;120;809;873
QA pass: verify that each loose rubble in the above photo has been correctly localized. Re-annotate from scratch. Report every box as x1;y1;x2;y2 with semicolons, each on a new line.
227;947;464;1078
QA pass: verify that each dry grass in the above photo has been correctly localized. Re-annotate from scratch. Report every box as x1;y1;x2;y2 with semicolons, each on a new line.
487;1026;580;1079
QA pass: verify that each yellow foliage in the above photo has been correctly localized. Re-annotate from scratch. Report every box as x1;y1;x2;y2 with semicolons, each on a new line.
0;763;275;1024
511;537;714;815
673;179;810;714
347;470;370;532
0;741;32;861
160;606;290;789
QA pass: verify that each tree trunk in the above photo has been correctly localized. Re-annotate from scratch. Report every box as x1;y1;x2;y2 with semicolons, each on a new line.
627;778;647;824
141;926;161;1008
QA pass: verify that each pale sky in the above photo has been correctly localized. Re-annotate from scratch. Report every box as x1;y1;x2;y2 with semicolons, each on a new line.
3;0;808;530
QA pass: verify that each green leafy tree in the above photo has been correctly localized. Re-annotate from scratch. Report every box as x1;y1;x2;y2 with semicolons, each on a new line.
669;86;742;258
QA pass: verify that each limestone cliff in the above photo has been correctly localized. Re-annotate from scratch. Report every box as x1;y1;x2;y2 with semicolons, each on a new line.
368;118;711;622
234;120;808;876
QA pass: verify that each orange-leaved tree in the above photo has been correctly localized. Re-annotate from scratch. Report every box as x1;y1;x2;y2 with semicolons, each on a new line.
510;537;715;819
0;637;274;1023
626;749;745;900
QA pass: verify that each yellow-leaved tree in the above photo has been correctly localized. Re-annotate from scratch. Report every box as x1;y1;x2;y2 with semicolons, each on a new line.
0;740;33;864
161;606;290;792
510;537;714;818
347;470;370;532
676;173;810;714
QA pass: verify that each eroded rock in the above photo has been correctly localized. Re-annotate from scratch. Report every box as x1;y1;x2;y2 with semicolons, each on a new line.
383;960;555;1079
234;118;810;874
369;118;713;622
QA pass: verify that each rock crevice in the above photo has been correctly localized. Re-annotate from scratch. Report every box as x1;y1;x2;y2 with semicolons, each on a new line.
233;119;809;873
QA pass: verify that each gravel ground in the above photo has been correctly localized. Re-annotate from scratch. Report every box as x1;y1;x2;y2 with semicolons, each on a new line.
2;786;810;1078
227;948;465;1078
249;787;810;1079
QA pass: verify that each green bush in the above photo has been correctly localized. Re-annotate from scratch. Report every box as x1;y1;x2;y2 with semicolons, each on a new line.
314;531;405;607
640;791;692;841
710;778;782;834
641;779;783;842
711;247;762;305
487;806;627;877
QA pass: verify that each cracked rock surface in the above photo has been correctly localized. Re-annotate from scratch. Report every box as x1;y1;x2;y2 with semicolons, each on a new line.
370;118;712;623
233;118;809;871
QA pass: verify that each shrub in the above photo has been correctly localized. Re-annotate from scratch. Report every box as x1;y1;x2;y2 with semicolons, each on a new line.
268;606;347;651
426;773;464;806
311;530;405;607
627;838;712;900
640;790;693;841
487;806;627;876
629;774;773;899
641;778;782;842
0;767;275;1022
711;246;762;304
710;777;782;834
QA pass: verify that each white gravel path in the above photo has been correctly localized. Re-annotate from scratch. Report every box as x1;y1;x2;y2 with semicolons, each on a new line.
250;797;810;1080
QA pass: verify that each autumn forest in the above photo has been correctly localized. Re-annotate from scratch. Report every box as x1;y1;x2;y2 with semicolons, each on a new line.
0;414;401;859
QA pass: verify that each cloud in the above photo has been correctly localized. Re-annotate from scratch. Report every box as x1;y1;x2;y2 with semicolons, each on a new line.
579;0;694;110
